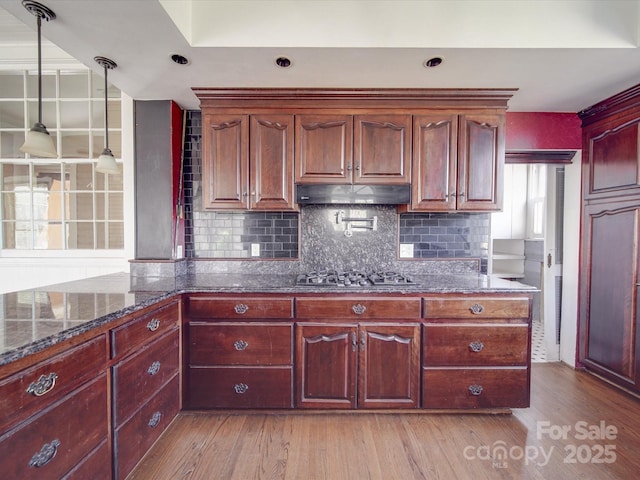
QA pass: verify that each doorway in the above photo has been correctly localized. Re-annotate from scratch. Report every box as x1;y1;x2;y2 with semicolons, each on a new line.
490;159;579;363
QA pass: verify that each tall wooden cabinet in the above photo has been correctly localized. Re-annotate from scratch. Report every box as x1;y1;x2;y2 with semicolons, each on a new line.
578;83;640;394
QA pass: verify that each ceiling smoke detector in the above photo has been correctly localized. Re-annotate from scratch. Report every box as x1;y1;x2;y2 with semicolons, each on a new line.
275;56;292;68
171;54;189;65
423;56;444;68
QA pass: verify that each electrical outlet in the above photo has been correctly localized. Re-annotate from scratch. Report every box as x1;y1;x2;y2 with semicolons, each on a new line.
399;243;414;258
251;243;260;257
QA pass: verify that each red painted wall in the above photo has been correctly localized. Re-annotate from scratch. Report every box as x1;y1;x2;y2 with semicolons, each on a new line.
505;112;582;150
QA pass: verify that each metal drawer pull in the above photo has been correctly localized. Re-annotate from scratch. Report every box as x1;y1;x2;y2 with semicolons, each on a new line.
234;304;249;314
148;411;162;428
469;304;484;315
468;341;484;353
29;439;60;468
468;384;484;396
26;373;58;397
147;361;161;376
234;340;249;351
234;383;249;394
147;318;160;331
352;304;367;315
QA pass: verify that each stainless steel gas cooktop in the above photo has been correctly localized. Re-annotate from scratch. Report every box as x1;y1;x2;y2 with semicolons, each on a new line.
295;269;416;287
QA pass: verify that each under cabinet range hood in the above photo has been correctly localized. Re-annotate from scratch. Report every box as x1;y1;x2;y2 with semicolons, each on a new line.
296;184;411;205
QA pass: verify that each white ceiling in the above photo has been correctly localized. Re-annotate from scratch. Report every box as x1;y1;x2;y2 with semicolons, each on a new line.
0;0;639;112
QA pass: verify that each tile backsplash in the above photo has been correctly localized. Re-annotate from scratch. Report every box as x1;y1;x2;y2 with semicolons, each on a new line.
183;110;488;273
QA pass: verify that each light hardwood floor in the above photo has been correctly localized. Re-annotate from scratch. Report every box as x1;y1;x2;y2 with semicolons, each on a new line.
128;364;640;480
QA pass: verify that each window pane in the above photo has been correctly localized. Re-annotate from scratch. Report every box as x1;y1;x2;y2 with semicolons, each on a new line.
69;192;94;220
59;72;88;98
2;192;18;220
2;164;30;190
2;221;17;248
26;72;56;99
96;221;123;249
33;221;61;249
61;131;89;158
68;221;94;248
27;100;57;128
0;73;25;98
0;132;25;158
92;100;121;129
0;101;25;128
66;164;94;191
14;220;33;249
60;101;89;128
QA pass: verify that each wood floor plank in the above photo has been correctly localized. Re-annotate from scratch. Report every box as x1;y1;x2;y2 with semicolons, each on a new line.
128;364;640;480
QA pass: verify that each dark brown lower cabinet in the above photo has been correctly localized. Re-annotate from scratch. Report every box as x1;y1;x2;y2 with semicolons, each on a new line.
580;201;640;391
295;323;421;409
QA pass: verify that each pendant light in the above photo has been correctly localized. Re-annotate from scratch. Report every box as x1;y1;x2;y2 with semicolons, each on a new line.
94;56;119;174
19;1;57;158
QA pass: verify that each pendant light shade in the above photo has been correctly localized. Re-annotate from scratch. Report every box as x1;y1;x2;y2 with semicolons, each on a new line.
20;1;57;158
94;56;118;174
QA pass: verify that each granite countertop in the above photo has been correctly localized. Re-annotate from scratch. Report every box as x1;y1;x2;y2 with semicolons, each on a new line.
0;271;536;367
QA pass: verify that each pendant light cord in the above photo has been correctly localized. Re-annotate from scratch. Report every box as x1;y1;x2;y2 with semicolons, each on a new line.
103;63;109;151
36;13;43;126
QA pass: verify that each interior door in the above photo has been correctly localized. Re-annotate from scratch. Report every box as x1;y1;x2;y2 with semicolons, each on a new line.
543;165;564;361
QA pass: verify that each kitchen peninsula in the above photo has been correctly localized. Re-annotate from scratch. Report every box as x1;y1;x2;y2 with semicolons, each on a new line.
0;270;534;479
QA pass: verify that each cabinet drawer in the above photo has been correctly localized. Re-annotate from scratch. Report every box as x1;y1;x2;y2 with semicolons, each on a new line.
113;328;180;427
111;300;179;359
63;439;111;480
295;297;422;319
0;334;106;433
189;322;293;366
188;296;293;319
188;366;293;409
0;373;108;480
423;296;530;319
423;324;529;366
422;367;529;408
115;375;180;480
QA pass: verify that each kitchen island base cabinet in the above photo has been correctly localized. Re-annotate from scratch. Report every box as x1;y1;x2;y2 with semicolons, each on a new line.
189;367;293;408
114;375;180;480
422;368;529;408
295;322;421;409
0;373;108;480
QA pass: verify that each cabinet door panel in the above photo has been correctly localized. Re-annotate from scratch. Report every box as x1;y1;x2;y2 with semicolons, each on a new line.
582;204;640;384
457;114;504;211
296;324;357;408
411;114;457;211
295;115;352;184
250;115;295;210
358;324;420;408
202;114;248;209
587;119;640;197
354;115;411;184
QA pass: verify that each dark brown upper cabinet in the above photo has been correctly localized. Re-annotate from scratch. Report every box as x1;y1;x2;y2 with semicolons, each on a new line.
201;113;296;211
194;88;514;212
295;114;411;185
410;112;504;211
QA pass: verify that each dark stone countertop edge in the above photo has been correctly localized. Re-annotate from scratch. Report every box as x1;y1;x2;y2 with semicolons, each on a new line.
0;273;536;367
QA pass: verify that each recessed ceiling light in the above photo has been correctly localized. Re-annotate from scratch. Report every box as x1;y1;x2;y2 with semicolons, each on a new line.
171;54;189;65
275;56;292;68
423;56;443;68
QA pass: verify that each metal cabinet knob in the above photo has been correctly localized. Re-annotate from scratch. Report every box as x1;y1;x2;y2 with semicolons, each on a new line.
234;340;249;351
234;383;249;394
468;341;484;353
234;304;249;314
147;318;160;331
